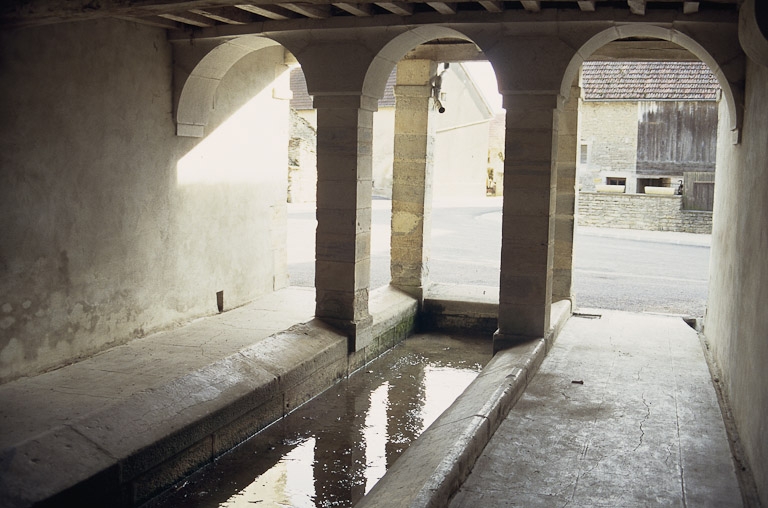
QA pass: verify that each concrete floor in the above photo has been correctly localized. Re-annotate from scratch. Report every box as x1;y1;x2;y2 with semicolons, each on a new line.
449;310;743;507
0;293;746;507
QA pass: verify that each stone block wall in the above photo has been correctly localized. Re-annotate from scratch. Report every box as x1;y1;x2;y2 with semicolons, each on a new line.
577;192;712;233
578;101;639;192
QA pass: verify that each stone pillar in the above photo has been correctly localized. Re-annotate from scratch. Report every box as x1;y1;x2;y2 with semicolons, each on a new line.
553;84;580;305
494;93;560;351
314;94;376;351
390;59;439;301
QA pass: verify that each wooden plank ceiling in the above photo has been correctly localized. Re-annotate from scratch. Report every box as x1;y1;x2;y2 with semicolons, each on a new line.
1;1;739;30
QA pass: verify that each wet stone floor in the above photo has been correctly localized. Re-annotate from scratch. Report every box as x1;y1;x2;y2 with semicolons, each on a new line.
149;333;492;508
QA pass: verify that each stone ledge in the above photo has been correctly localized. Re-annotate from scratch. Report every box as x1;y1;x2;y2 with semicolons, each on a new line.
356;300;572;508
0;320;350;508
0;286;422;508
421;284;499;333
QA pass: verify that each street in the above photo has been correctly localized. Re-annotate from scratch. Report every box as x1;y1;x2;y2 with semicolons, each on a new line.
287;198;710;317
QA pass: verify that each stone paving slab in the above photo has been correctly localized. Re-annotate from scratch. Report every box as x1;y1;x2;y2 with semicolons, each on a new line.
450;310;742;508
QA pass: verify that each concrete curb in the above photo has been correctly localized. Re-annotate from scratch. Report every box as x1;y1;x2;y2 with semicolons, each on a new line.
577;225;711;247
357;300;572;508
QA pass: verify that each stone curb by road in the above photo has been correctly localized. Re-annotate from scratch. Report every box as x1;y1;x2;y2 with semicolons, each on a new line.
357;300;572;508
577;225;711;247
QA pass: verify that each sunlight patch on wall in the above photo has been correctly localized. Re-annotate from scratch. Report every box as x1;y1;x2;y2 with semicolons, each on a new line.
177;83;289;186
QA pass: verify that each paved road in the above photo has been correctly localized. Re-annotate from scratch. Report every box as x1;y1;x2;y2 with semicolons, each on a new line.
574;228;709;316
287;199;710;317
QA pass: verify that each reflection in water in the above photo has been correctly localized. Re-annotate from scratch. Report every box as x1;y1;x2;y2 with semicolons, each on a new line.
422;366;478;432
220;437;316;507
153;335;490;508
363;383;389;494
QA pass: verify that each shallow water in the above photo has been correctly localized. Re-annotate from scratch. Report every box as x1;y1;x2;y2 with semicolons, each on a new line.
152;333;492;508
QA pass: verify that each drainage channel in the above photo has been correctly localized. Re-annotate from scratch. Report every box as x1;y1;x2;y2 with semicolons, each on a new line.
147;333;493;508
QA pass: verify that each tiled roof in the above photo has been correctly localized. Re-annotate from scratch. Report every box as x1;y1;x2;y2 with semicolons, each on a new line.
290;67;397;110
581;61;720;101
289;68;313;110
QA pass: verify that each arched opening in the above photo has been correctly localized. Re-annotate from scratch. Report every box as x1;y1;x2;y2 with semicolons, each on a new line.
174;36;314;321
427;60;504;292
361;27;504;313
559;25;740;140
558;28;738;319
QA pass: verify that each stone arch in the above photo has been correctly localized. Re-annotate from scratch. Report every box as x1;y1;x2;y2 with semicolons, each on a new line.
176;35;282;137
559;24;742;142
362;25;493;301
740;0;768;69
362;25;477;101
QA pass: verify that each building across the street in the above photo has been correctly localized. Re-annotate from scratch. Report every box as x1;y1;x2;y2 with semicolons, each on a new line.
578;60;720;211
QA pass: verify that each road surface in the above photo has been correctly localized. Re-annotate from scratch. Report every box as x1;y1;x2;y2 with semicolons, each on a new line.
287;199;710;317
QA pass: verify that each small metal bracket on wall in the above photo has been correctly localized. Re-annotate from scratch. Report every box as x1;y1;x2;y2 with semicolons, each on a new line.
431;62;449;113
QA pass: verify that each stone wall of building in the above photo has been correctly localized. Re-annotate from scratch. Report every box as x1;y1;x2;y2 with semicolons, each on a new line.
577;192;712;233
578;101;638;192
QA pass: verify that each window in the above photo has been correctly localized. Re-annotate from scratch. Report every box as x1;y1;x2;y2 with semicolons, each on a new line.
606;177;626;186
637;177;671;193
580;144;588;164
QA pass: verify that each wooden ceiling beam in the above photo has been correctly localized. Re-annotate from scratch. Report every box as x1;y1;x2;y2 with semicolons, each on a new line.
333;2;373;15
0;0;744;28
1;0;239;25
234;4;292;20
683;2;700;14
375;1;413;15
281;2;331;18
404;41;484;61
628;0;646;15
520;1;541;12
589;40;698;61
427;2;457;14
158;11;214;26
189;6;254;24
114;15;181;28
478;1;503;13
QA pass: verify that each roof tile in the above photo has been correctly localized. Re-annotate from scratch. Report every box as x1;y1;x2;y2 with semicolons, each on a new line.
581;61;720;101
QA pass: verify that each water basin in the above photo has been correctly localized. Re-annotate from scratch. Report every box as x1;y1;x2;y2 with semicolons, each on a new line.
149;333;492;508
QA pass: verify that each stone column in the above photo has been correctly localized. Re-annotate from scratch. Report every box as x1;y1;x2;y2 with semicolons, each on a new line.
314;94;376;351
494;93;560;352
553;84;580;305
390;59;439;301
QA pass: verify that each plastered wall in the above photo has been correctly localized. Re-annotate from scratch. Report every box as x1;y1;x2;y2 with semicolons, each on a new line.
0;19;290;383
706;59;768;504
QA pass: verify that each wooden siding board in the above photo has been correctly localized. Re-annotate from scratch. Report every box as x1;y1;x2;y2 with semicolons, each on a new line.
636;101;718;177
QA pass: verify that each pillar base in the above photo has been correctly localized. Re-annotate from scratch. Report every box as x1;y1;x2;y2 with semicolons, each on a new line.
492;329;540;354
390;284;425;304
321;315;374;353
